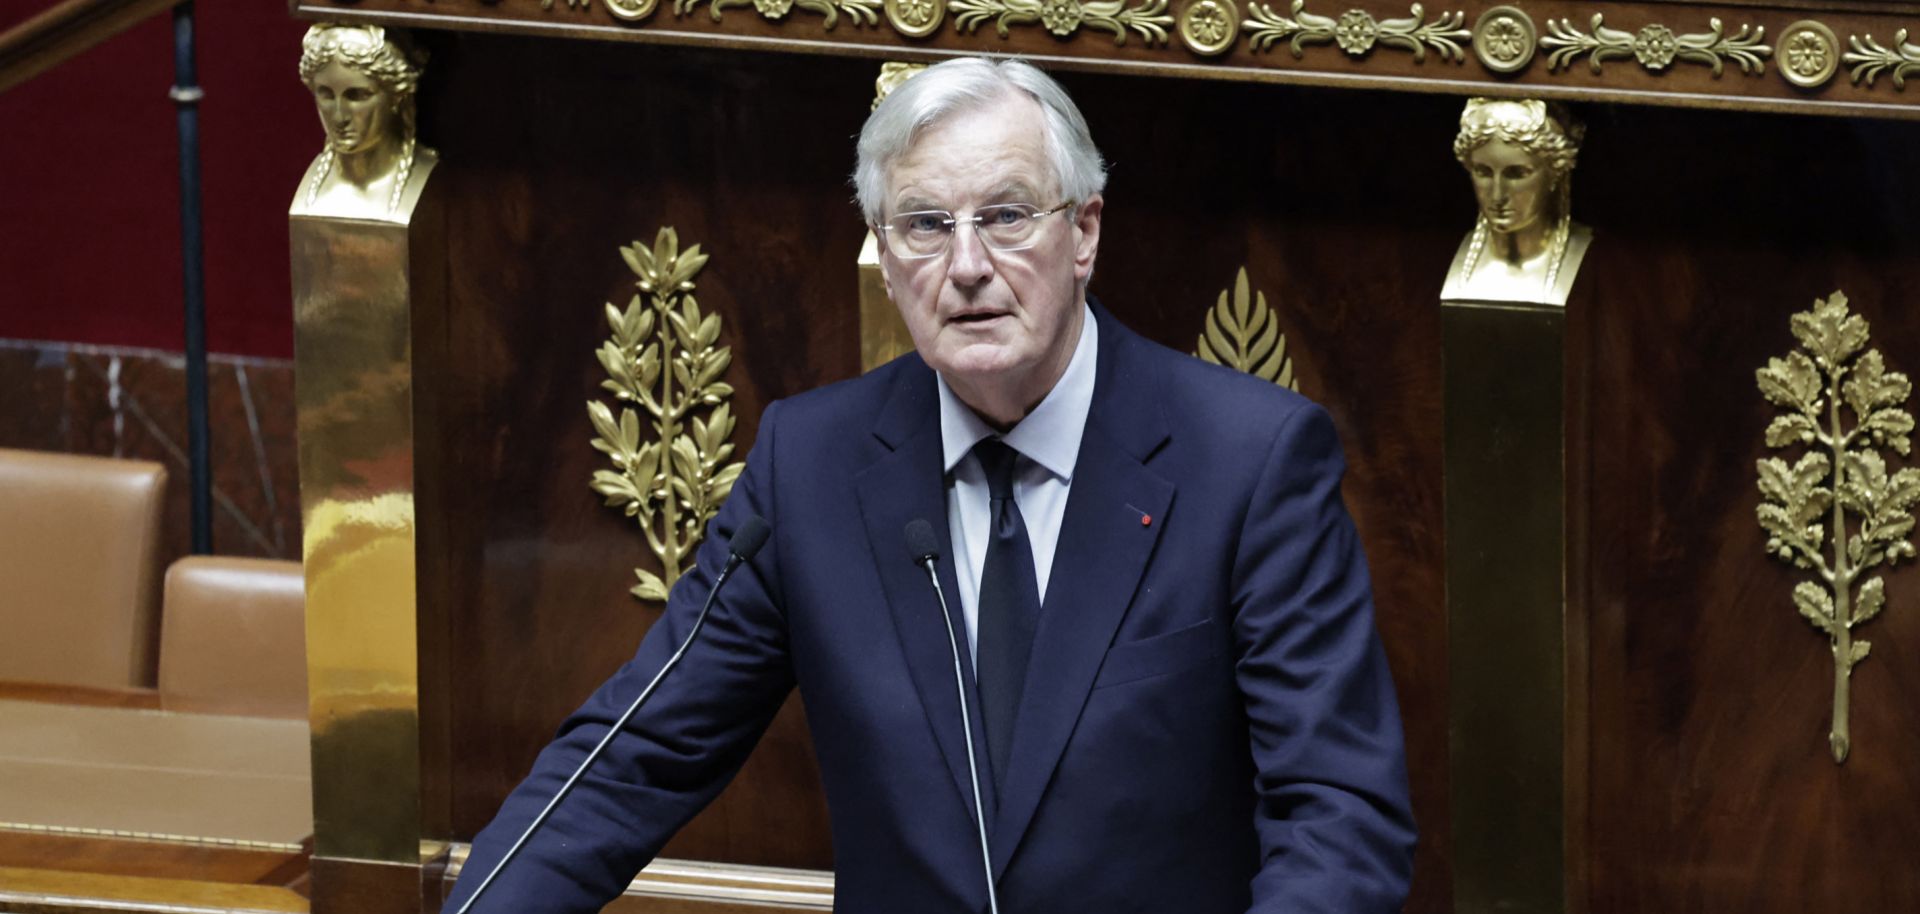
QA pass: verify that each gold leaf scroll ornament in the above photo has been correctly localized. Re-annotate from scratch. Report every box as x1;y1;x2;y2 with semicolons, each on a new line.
1540;14;1770;75
1244;0;1470;63
950;0;1175;46
1194;266;1298;390
1756;291;1917;763
589;228;746;602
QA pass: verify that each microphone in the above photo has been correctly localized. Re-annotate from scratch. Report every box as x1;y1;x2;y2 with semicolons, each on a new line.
453;515;772;914
904;519;1000;914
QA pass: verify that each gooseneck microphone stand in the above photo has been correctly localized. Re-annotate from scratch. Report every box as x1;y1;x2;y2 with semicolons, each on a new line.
453;516;771;914
905;518;1001;914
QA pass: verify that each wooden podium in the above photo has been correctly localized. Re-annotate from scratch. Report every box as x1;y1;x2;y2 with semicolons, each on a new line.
272;2;1920;912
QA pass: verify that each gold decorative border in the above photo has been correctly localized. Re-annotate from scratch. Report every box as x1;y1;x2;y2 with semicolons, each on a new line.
1541;14;1770;76
311;0;1920;118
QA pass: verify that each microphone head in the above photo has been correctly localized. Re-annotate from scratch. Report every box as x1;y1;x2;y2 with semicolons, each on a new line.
904;519;940;565
729;515;771;560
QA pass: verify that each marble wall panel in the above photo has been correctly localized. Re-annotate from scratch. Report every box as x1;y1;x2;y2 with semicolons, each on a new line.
0;340;303;591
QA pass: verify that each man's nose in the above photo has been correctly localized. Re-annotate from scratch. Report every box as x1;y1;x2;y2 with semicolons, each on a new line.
945;222;995;287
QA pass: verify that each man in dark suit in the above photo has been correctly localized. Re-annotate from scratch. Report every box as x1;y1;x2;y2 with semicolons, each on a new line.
450;57;1414;913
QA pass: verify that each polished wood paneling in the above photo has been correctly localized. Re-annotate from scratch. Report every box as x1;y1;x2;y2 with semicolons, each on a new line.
417;37;867;871
404;31;1920;914
0;831;306;887
1572;108;1920;912
0;866;306;914
309;856;421;914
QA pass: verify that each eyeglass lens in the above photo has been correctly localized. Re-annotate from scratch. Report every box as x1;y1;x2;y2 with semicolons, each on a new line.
887;204;1048;257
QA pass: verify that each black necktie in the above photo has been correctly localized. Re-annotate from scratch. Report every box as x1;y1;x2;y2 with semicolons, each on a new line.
973;438;1040;792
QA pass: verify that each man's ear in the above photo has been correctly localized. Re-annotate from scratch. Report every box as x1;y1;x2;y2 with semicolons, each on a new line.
1072;194;1103;281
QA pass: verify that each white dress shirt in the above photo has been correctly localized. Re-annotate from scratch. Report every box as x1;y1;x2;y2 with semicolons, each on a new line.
937;304;1098;663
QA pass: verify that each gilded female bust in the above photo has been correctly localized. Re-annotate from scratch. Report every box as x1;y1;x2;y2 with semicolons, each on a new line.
1440;98;1591;306
291;24;437;221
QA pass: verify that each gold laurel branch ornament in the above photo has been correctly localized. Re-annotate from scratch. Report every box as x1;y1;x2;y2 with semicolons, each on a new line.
588;228;746;602
1843;28;1920;89
1194;267;1298;391
950;0;1176;46
677;0;881;30
1243;0;1469;63
1540;14;1770;75
1756;291;1918;764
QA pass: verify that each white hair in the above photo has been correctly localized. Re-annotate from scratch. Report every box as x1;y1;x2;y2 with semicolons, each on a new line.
853;57;1107;224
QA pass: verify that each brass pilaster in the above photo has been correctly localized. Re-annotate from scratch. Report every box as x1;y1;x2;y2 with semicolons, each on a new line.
290;25;442;890
1443;300;1567;914
293;208;438;869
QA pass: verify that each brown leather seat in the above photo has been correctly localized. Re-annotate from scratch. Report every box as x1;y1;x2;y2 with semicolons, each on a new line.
0;447;168;689
158;556;308;718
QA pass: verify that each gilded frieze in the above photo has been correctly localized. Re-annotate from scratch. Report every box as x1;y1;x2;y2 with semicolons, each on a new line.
1756;291;1916;764
1194;267;1298;391
1540;14;1770;76
1844;29;1920;90
589;228;745;602
1243;0;1470;63
950;0;1175;46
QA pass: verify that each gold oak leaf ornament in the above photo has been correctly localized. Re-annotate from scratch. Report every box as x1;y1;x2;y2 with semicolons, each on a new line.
1756;291;1918;764
589;228;745;602
1195;266;1298;391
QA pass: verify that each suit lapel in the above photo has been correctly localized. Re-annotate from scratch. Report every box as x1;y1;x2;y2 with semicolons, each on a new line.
854;361;996;823
990;308;1174;878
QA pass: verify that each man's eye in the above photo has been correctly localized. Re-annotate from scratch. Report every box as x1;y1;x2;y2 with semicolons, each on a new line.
985;207;1028;226
904;214;945;233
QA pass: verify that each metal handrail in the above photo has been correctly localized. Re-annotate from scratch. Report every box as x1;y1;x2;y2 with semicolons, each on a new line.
0;0;184;94
0;0;211;554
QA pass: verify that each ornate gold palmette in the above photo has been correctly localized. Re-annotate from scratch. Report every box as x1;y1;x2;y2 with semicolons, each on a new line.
1195;266;1297;391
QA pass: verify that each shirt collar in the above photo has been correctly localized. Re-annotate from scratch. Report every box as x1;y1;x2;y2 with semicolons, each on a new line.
937;303;1098;481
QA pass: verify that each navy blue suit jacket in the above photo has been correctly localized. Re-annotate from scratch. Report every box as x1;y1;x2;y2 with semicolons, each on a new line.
450;302;1416;913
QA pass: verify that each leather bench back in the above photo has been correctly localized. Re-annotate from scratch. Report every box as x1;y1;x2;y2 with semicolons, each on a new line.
0;447;168;688
159;556;308;718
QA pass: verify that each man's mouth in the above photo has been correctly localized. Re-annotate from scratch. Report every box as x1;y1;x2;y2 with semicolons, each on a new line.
950;311;1007;325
